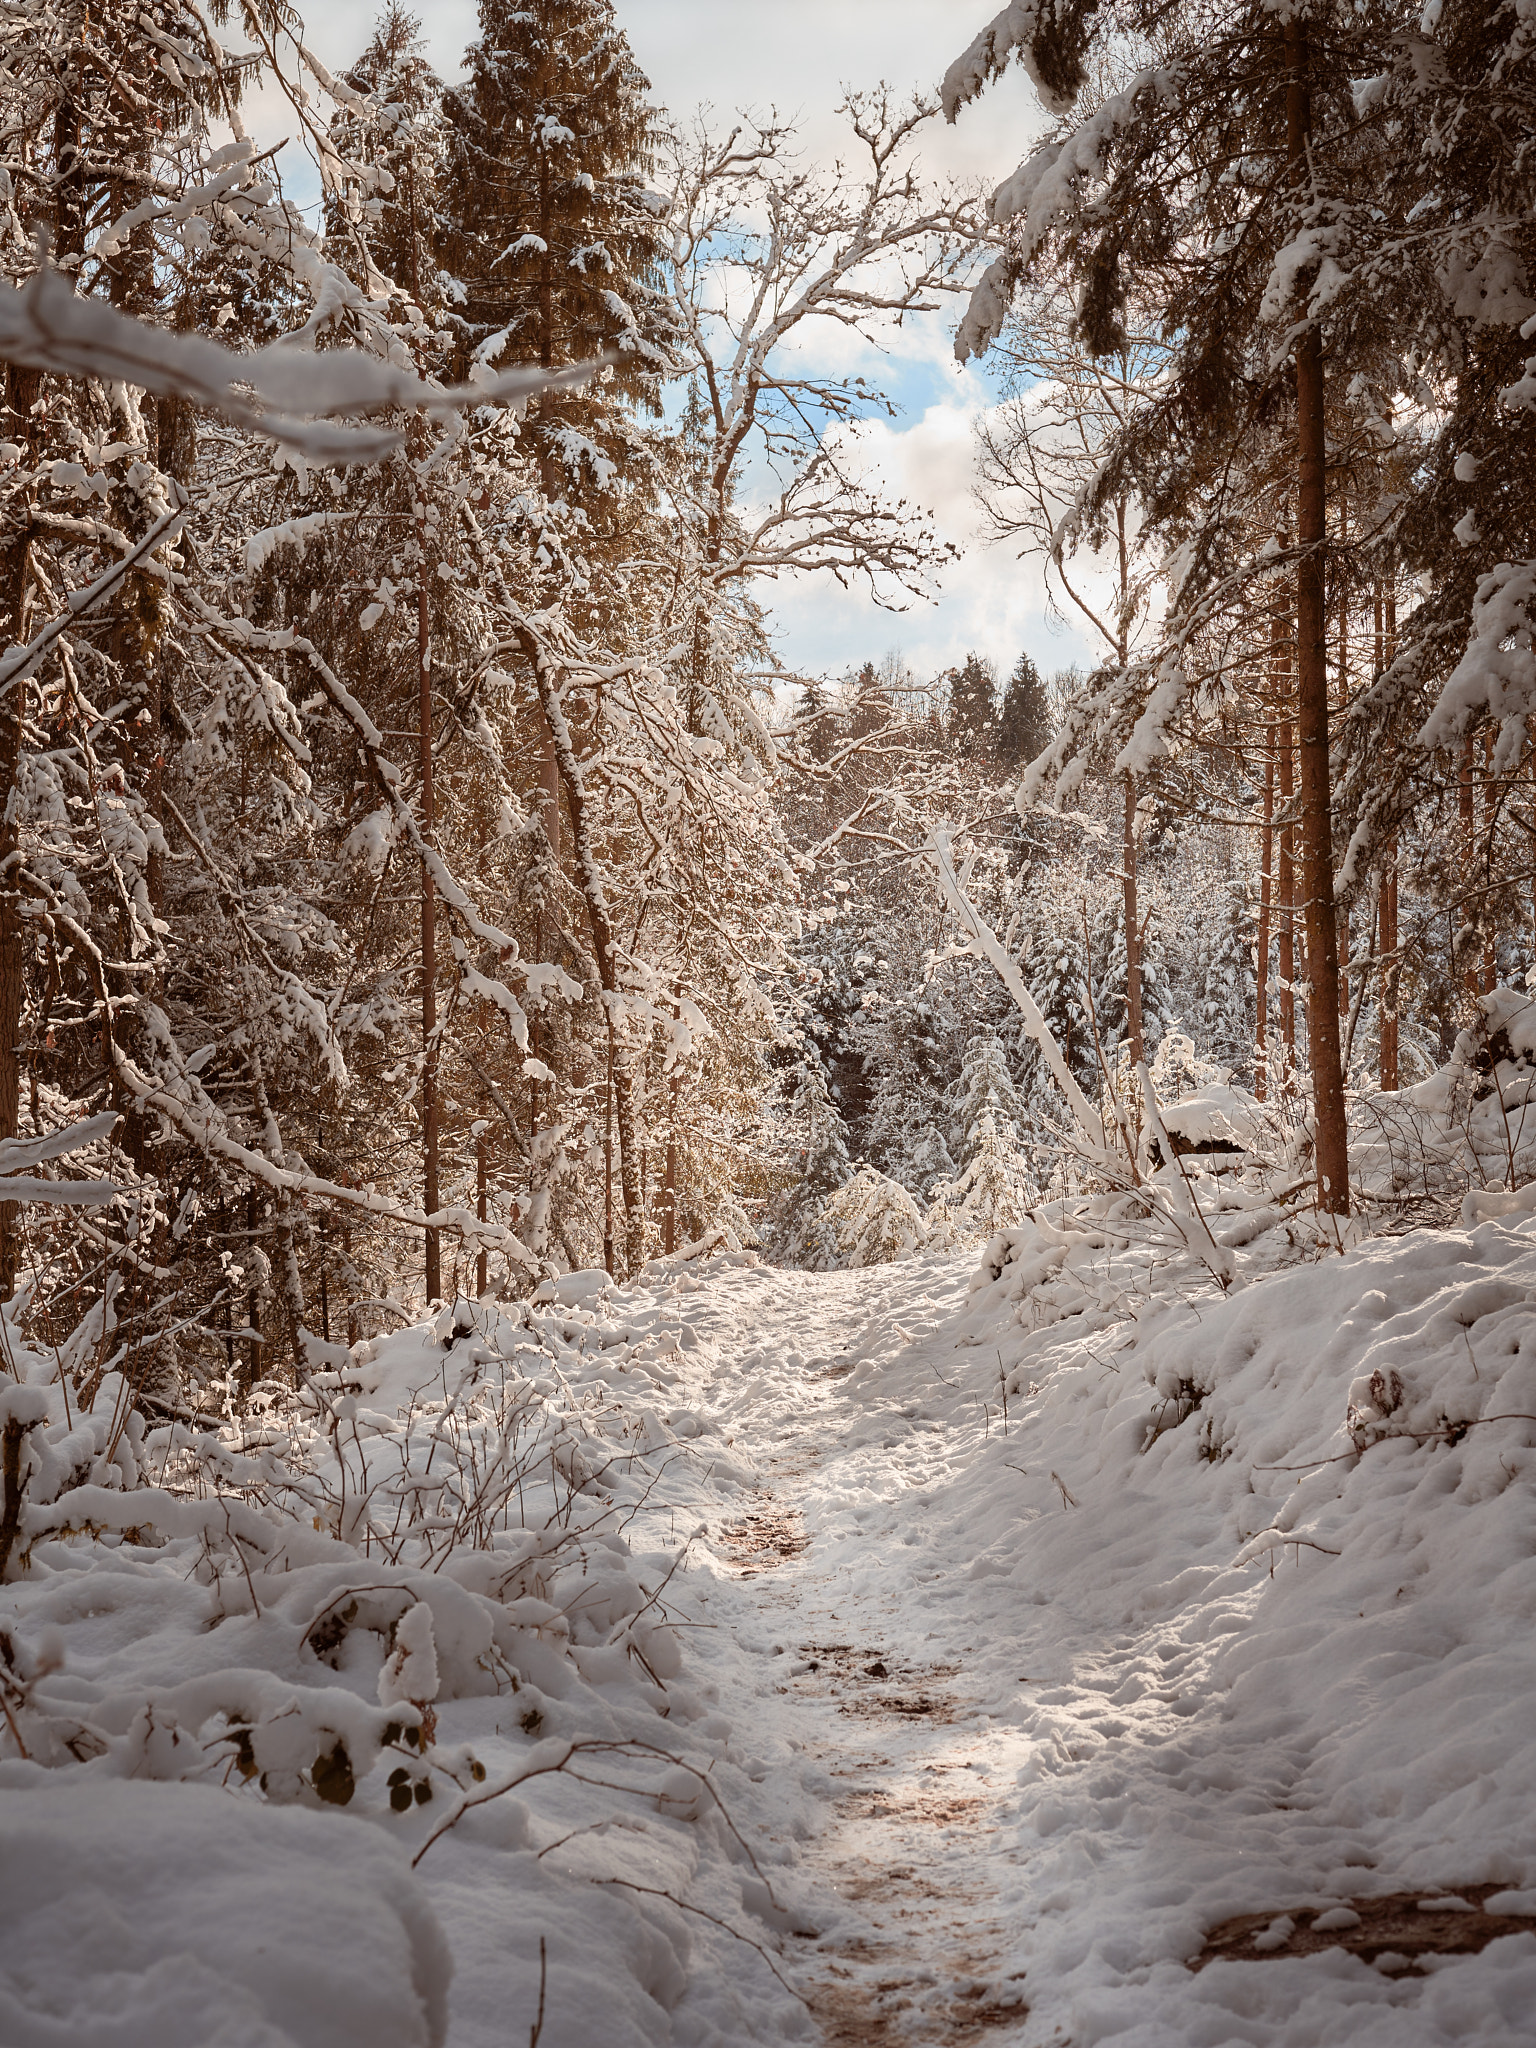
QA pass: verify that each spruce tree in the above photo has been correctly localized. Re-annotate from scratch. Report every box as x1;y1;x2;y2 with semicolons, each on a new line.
947;651;998;758
799;678;836;762
996;650;1051;770
331;6;447;318
438;0;674;494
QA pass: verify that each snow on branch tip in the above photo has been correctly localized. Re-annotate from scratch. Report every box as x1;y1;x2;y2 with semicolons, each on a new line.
0;267;609;464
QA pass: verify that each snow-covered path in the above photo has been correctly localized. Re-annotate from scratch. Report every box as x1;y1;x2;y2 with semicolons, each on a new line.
674;1258;1035;2042
619;1233;1536;2048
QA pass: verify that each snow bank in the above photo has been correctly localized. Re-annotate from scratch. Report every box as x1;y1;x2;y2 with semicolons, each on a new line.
0;1286;803;2047
835;1214;1536;2041
0;1779;450;2048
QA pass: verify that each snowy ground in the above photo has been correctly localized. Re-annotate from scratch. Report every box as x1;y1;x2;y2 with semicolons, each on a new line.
648;1238;1536;2045
4;1216;1536;2045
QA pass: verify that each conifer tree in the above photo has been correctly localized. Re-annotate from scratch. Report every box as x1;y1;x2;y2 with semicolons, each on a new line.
947;651;999;758
438;0;674;494
996;650;1051;770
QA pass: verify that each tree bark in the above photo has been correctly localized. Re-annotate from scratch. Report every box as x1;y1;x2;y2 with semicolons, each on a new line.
1256;743;1274;1102
516;621;648;1267
1375;581;1399;1091
1459;736;1478;996
1278;705;1296;1078
0;365;41;1298
1122;772;1143;1067
418;579;440;1302
476;1130;488;1297
1287;21;1350;1215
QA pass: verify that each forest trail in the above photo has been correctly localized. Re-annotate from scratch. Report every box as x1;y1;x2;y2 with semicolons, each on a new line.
641;1228;1536;2048
671;1259;1038;2045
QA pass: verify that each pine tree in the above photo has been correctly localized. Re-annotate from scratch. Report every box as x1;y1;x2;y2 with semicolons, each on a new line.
772;1057;855;1267
947;651;998;758
799;678;836;762
942;0;1430;1215
996;650;1051;770
330;6;448;318
438;0;674;494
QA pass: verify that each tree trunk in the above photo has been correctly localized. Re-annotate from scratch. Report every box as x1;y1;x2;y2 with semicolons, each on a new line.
1278;705;1296;1078
0;366;40;1299
1375;581;1399;1091
1288;20;1349;1215
418;580;440;1302
476;1130;488;1297
1458;736;1479;996
1482;728;1497;994
531;714;561;1139
603;1024;615;1277
1379;855;1399;1090
615;1057;645;1277
518;623;653;1270
1123;772;1143;1067
663;1106;678;1255
1256;743;1274;1102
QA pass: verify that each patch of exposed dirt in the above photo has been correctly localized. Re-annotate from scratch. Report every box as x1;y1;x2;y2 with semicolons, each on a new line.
806;1954;1027;2047
838;1784;985;1829
1192;1884;1536;1972
839;1690;956;1722
792;1641;960;1721
716;1500;807;1575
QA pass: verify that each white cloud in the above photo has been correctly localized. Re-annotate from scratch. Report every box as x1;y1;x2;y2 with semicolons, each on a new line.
760;381;1095;684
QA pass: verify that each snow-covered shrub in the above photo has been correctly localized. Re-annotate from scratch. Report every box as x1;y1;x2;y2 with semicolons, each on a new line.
768;1056;856;1266
0;1290;734;1813
820;1165;927;1266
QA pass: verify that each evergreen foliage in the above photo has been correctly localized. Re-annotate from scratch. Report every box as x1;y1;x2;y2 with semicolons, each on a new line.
438;0;675;491
996;650;1052;770
946;651;998;757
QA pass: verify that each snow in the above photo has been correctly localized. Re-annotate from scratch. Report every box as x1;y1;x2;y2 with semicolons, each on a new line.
6;1211;1536;2043
0;1780;451;2048
1419;562;1536;774
0;267;603;465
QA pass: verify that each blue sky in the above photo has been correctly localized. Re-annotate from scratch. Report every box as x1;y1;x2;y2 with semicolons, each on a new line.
264;0;1096;686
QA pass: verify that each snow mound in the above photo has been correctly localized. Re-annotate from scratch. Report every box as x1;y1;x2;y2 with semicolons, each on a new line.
0;1288;801;2047
0;1778;450;2048
835;1216;1536;2043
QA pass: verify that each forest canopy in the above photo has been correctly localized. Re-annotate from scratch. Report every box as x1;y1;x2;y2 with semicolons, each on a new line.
0;0;1532;1383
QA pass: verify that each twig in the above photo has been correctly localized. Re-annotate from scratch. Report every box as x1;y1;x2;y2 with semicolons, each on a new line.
529;1935;546;2048
587;1878;805;2000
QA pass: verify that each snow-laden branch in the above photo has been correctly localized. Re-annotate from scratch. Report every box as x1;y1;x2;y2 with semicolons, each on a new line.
0;267;605;463
929;828;1112;1164
26;888;536;1271
0;505;185;696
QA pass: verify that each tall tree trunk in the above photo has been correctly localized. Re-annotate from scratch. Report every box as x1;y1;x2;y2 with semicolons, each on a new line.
517;623;649;1268
603;1025;615;1276
1374;579;1399;1089
1379;856;1399;1091
615;1059;645;1277
1256;741;1274;1102
663;1103;679;1255
418;579;440;1302
1458;736;1478;996
1482;728;1497;994
0;365;40;1299
1123;772;1143;1067
531;715;561;1140
476;1130;488;1297
1288;21;1349;1215
1279;712;1296;1079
